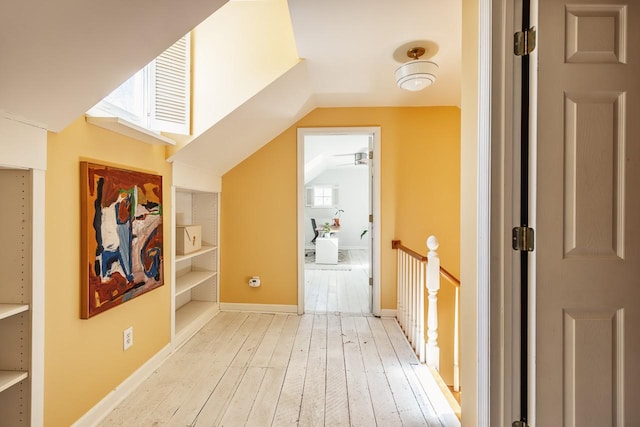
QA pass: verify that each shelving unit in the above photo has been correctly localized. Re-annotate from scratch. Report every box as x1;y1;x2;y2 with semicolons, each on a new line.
0;304;29;321
0;169;33;426
172;188;220;347
0;371;29;394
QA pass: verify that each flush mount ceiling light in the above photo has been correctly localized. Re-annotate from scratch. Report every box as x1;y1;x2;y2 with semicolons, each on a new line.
394;46;438;92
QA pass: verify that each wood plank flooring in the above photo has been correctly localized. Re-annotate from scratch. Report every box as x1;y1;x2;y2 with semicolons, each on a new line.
99;312;460;427
304;249;371;315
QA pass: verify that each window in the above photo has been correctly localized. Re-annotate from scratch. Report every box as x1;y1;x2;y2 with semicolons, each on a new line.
88;34;191;135
306;185;339;207
314;187;333;207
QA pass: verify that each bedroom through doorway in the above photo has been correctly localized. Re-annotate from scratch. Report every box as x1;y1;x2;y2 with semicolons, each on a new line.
297;127;380;315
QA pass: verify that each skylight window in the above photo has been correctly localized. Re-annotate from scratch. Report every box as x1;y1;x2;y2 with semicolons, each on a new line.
88;34;191;136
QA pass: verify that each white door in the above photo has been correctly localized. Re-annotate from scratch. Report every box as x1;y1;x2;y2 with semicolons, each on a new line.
368;134;374;313
535;0;640;425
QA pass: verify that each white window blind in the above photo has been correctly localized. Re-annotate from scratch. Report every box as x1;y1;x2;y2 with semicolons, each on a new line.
150;34;191;134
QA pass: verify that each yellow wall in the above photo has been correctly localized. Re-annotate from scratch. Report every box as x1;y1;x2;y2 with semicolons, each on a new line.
45;117;172;426
393;108;461;276
190;0;299;138
221;124;298;305
221;107;460;312
461;0;479;424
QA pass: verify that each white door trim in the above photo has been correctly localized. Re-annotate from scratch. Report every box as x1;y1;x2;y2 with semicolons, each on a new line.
478;0;492;424
488;0;537;425
296;127;381;316
488;0;516;424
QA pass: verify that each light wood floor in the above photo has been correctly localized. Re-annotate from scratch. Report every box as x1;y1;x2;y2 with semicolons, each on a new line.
305;249;371;315
99;312;460;427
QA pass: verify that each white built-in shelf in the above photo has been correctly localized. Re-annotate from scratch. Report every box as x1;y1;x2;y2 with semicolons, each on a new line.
172;186;219;350
175;245;217;262
0;304;29;321
175;301;218;340
175;271;217;297
0;371;29;394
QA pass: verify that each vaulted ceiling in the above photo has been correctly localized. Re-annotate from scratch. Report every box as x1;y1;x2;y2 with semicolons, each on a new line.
0;0;230;131
0;0;460;174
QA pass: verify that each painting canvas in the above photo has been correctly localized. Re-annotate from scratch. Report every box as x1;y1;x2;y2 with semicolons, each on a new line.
81;162;164;318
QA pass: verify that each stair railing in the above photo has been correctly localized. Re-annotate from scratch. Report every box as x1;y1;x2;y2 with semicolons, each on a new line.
392;239;427;362
392;236;461;392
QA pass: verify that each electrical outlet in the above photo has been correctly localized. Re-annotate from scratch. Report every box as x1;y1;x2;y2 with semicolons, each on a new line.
123;326;133;351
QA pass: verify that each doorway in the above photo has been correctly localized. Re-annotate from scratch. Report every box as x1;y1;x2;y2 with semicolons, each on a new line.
297;127;381;315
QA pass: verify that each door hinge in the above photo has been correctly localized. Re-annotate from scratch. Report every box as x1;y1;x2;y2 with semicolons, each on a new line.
512;226;534;251
369;214;373;223
512;421;529;427
369;277;373;286
514;27;536;56
368;151;373;159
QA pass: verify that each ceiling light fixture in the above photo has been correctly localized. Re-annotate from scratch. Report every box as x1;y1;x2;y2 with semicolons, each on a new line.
394;47;438;92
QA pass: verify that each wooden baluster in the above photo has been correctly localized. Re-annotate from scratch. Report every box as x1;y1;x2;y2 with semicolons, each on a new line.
453;285;460;391
426;235;440;371
417;256;426;363
409;257;413;344
400;252;407;331
402;254;408;335
402;252;408;333
405;253;410;335
397;249;403;326
415;259;420;351
414;259;424;358
409;256;415;348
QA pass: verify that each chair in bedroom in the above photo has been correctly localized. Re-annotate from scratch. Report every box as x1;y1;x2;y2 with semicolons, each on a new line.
307;218;319;256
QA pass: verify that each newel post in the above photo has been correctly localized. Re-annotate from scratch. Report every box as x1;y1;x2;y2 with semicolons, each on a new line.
426;235;440;371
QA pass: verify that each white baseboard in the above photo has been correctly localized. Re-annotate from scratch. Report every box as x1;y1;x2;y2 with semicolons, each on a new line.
220;303;298;314
72;344;172;427
380;309;397;318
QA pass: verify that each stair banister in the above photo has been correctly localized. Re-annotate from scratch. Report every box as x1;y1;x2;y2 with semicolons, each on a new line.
425;235;440;371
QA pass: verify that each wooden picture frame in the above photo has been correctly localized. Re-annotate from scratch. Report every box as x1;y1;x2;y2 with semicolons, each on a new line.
80;162;164;318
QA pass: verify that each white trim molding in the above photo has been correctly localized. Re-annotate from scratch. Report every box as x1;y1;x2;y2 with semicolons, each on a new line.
219;303;298;314
296;127;382;317
71;345;172;427
85;116;176;146
379;309;397;318
478;0;492;425
0;113;47;170
30;169;45;427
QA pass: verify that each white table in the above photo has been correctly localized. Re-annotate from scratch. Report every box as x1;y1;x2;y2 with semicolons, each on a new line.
315;225;341;236
315;237;339;264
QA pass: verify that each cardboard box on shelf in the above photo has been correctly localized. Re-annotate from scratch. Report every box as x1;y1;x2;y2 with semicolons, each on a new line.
176;225;202;255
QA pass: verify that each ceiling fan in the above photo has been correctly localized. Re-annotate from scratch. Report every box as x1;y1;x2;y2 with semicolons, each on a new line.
332;152;368;166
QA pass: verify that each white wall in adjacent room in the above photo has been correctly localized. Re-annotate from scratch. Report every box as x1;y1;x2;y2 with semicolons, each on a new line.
304;165;368;249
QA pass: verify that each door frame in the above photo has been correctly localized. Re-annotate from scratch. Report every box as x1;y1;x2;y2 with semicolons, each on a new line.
296;126;381;316
488;0;536;425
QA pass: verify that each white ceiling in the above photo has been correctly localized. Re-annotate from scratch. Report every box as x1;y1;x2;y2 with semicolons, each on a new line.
288;0;461;108
172;0;461;174
0;0;461;172
305;134;369;160
303;134;370;184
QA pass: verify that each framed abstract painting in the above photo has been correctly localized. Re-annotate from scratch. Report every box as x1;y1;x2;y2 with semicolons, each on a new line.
80;162;164;318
